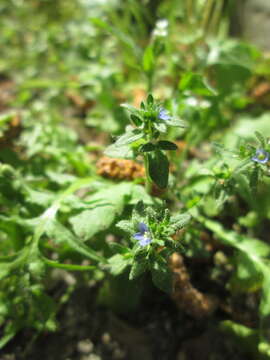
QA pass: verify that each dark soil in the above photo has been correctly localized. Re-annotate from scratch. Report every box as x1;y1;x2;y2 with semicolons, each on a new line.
1;277;253;360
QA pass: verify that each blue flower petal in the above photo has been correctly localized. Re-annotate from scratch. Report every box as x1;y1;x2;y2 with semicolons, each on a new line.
158;108;171;121
133;233;145;241
138;222;148;233
139;237;152;247
252;149;269;164
134;223;152;246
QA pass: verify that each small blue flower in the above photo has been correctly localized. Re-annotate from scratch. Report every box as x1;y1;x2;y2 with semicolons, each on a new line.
158;108;171;121
133;222;152;247
252;149;269;164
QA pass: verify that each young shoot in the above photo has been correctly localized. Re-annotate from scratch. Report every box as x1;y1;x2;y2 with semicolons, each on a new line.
105;94;185;191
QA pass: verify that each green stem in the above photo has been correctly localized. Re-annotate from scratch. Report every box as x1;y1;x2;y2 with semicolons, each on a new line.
201;0;215;37
143;154;152;194
147;72;153;93
186;0;194;25
209;0;224;35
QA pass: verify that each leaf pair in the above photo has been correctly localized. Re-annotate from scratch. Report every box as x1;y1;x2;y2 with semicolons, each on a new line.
140;140;178;152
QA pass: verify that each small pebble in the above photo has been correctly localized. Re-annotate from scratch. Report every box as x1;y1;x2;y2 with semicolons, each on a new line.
2;355;15;360
101;332;111;344
112;348;126;359
81;354;101;360
77;339;94;354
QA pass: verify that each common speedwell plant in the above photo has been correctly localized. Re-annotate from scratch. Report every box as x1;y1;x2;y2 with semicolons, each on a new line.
213;131;270;203
105;94;185;190
108;202;191;293
104;96;190;292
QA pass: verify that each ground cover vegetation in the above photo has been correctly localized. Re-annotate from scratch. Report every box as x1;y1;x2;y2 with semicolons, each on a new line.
1;0;270;359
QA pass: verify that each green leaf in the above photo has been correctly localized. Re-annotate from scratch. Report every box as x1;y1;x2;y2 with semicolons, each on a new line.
130;114;142;126
0;322;21;350
129;259;148;280
193;215;270;258
249;166;259;192
151;257;172;293
165;117;186;128
116;220;134;235
69;183;133;240
31;177;96;245
0;262;15;280
46;171;77;186
109;242;131;254
25;188;55;207
224;113;270;149
147;94;154;105
121;103;142;117
259;265;270;349
255;131;266;148
140;142;156;152
208;41;259;70
169;213;191;233
232;158;252;175
157;140;178;151
114;129;144;147
219;320;260;357
193;213;270;348
46;220;105;263
0;249;29;280
207;41;258;94
153;122;167;133
212;64;250;94
147;150;169;189
179;72;217;96
90;18;141;65
143;46;155;73
220;319;270;358
129;184;154;205
108;254;131;276
230;252;263;292
104;143;134;159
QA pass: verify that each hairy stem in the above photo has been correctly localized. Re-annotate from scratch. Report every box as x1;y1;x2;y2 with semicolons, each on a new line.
143;154;152;194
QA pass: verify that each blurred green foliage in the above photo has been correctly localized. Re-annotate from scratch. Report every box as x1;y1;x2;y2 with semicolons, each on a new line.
1;0;270;358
